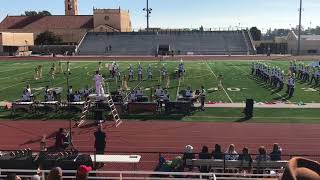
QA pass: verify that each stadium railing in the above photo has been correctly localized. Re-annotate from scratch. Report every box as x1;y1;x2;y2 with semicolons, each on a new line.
0;169;282;180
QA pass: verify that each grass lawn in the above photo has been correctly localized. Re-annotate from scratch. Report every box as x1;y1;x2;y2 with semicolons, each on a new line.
0;59;319;123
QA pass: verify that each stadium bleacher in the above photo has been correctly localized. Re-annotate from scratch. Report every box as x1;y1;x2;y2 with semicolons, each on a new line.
77;30;256;56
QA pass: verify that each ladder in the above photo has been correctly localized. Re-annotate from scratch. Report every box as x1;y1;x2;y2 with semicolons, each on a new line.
77;99;91;127
104;82;122;127
106;93;122;127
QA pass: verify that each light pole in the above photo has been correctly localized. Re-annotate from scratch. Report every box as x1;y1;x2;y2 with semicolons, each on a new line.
297;0;303;56
143;0;152;31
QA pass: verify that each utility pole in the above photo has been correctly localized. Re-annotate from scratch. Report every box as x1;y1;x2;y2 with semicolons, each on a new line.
297;0;302;56
143;0;152;31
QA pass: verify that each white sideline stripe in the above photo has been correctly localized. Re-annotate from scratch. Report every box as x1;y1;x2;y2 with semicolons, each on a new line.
205;61;234;103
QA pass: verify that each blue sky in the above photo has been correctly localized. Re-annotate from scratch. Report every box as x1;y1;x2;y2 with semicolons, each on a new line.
1;0;320;32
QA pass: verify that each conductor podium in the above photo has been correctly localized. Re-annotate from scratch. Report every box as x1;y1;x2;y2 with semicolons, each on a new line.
77;94;122;128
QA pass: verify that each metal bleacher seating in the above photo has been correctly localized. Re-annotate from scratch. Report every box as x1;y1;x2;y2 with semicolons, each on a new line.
77;30;255;55
186;159;288;173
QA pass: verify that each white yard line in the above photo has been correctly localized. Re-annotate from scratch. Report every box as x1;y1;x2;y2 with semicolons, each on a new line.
0;81;26;91
0;71;34;80
205;61;234;103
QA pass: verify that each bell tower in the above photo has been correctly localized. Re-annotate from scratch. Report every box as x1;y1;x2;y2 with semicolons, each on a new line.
65;0;78;15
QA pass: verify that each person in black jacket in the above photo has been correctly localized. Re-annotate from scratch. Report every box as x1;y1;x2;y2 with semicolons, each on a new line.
94;125;106;154
212;144;223;159
199;145;211;173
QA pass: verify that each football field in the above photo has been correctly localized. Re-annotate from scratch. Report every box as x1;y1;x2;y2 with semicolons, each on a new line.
0;59;319;103
0;59;319;123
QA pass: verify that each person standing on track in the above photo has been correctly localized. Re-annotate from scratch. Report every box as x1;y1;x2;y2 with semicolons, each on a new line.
94;124;106;154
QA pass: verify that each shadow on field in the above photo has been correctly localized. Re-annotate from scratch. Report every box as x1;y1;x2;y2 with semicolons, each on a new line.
234;116;252;122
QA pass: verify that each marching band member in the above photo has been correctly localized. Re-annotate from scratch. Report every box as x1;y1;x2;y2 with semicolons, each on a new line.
21;89;31;102
185;86;193;98
98;61;102;71
122;75;129;91
317;68;320;85
310;67;317;85
58;61;63;74
165;75;170;89
73;91;81;102
38;65;43;79
154;85;163;99
108;62;113;75
46;91;55;101
178;59;185;78
129;90;137;102
199;86;206;111
83;85;91;98
128;65;134;81
287;74;295;98
147;64;153;80
34;66;39;80
138;63;143;81
161;64;167;81
49;67;55;80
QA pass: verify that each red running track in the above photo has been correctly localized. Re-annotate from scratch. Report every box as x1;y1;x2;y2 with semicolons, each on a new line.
0;120;319;170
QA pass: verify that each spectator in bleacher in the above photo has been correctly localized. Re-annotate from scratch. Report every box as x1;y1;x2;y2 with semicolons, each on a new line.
238;147;253;172
225;144;239;160
47;167;63;180
75;165;92;180
31;174;41;180
212;144;223;159
182;145;195;170
270;143;282;161
256;146;270;161
199;145;211;173
6;173;21;180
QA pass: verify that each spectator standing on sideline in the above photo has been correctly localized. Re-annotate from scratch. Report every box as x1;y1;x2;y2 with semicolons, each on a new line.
94;124;106;154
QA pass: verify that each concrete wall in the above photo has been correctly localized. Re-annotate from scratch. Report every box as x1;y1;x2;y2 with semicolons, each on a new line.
0;29;87;44
0;32;34;46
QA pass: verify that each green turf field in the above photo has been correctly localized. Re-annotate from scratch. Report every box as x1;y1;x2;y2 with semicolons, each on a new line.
0;60;319;103
0;59;319;123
